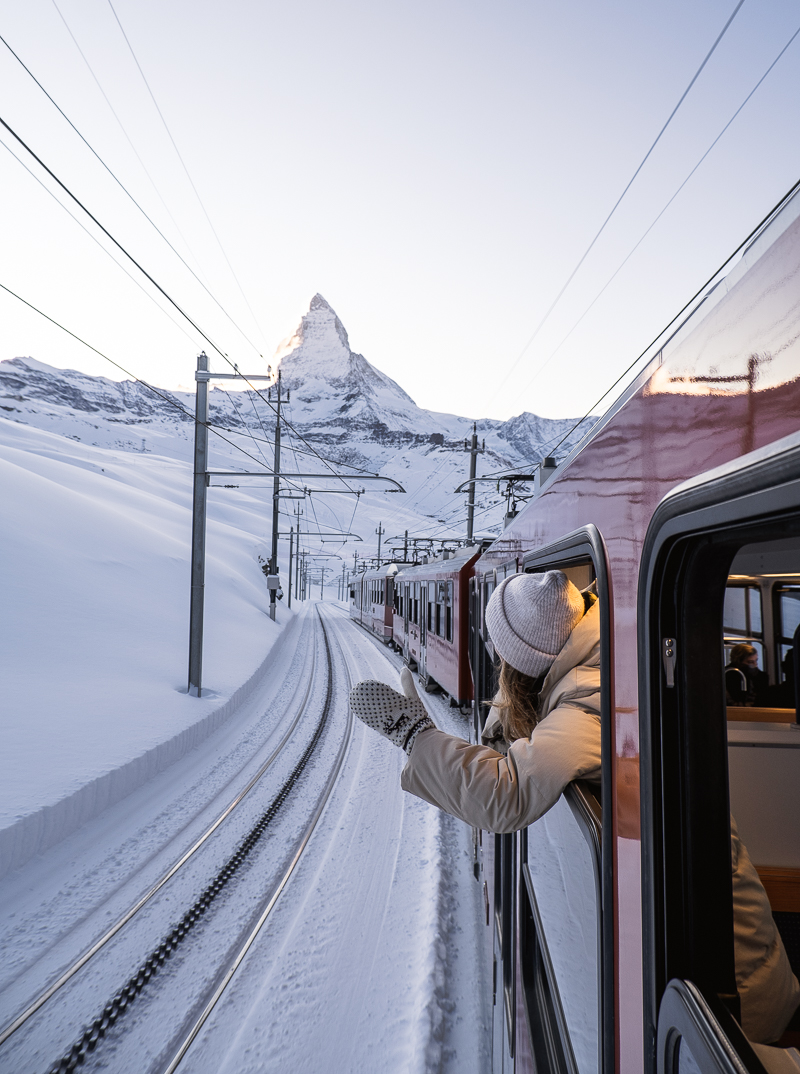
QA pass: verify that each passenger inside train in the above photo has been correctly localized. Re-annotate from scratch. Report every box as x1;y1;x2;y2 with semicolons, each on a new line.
350;566;800;1046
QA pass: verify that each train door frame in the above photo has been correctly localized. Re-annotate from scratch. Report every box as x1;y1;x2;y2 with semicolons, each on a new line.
638;432;800;1074
419;583;428;682
518;524;615;1074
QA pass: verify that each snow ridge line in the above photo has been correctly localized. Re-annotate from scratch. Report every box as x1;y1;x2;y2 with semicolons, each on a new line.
0;613;305;882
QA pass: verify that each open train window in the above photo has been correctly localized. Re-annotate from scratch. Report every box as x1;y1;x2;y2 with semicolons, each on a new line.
640;434;800;1074
514;526;612;1074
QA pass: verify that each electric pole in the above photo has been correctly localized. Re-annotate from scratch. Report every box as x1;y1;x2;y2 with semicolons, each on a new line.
463;422;485;545
287;526;293;609
188;352;210;697
376;521;384;564
267;371;283;621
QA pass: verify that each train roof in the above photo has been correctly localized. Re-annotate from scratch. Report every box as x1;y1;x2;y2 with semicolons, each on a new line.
394;546;480;581
357;562;401;582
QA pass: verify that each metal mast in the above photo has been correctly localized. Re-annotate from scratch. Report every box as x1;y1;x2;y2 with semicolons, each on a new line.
267;371;282;621
188;352;209;696
464;423;485;545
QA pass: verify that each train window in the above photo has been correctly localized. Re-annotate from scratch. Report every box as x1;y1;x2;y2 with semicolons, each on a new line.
641;444;800;1074
523;785;602;1074
776;585;800;666
518;530;611;1074
446;581;453;642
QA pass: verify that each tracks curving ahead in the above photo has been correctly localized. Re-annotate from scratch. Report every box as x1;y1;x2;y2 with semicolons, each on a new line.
34;608;352;1074
158;607;357;1073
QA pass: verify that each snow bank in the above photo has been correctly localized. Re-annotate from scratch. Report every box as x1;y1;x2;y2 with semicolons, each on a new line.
0;419;293;878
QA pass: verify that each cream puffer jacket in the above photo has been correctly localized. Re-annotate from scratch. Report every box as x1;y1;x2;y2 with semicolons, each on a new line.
401;599;602;832
400;599;799;1044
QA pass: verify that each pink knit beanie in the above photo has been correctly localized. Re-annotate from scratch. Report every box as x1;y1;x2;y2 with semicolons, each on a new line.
485;571;585;678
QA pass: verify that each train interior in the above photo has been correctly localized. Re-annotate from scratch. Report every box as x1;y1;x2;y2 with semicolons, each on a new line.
724;537;800;1016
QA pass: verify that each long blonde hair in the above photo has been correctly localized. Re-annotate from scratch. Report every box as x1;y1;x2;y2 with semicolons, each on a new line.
493;660;545;742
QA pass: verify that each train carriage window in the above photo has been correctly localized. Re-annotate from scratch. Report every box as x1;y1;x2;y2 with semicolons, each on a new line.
446;581;454;642
776;585;800;666
640;454;800;1074
515;532;610;1074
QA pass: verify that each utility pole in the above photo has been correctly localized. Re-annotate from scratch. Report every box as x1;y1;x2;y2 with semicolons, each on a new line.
404;530;408;562
376;521;384;564
463;422;485;545
267;371;283;621
294;501;302;600
287;526;293;609
188;352;210;697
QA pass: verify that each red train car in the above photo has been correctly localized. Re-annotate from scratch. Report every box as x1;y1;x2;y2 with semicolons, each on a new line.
393;547;480;705
470;186;800;1074
348;563;398;642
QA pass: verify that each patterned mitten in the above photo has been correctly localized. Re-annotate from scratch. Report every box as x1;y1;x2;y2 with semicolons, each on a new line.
350;669;435;754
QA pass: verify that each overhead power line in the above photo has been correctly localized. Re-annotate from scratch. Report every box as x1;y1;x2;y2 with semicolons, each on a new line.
547;175;800;460
516;18;800;402
49;0;202;277
0;280;271;471
0;111;234;364
0;135;200;349
489;0;747;405
0;33;265;357
106;0;267;347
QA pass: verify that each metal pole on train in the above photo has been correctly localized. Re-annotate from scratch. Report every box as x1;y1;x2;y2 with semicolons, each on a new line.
268;371;282;622
188;352;209;697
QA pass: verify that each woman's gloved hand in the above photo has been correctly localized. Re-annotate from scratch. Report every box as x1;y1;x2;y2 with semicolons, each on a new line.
349;668;436;754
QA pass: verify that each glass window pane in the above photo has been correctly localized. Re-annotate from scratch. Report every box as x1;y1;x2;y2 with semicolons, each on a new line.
724;587;747;634
525;796;600;1074
779;589;800;643
749;587;762;634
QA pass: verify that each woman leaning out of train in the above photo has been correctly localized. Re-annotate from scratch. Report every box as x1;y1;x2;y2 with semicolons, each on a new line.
349;570;800;1046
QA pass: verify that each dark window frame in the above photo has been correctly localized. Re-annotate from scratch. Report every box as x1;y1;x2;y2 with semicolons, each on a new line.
520;524;613;1074
638;437;800;1074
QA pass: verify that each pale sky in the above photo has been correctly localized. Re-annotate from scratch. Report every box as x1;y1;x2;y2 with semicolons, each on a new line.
1;0;798;421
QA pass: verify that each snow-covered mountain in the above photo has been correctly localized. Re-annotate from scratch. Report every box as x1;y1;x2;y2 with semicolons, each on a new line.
0;294;591;532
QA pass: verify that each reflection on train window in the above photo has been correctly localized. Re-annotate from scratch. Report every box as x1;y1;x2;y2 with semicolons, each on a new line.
723;583;764;669
523;789;601;1074
776;585;800;666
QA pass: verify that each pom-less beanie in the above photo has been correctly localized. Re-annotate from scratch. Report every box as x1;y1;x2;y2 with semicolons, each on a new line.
485;570;585;678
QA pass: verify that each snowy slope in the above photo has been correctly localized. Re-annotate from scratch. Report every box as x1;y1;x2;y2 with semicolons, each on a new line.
0;295;593;873
0;419;298;875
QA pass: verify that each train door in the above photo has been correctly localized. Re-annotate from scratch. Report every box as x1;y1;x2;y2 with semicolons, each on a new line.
419;583;428;682
640;436;800;1074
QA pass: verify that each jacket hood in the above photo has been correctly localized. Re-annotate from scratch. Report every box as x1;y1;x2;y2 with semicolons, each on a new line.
538;598;601;717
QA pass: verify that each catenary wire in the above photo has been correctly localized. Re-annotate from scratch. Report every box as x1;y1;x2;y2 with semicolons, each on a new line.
516;19;800;402
106;0;268;347
0;136;201;349
488;0;747;406
0;111;236;364
0;280;274;472
547;174;800;459
0;34;265;358
49;0;204;279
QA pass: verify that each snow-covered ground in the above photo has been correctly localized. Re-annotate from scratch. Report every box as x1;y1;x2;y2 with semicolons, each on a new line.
0;417;297;876
0;606;491;1073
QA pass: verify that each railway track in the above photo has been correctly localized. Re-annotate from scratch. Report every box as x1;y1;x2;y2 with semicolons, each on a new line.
0;606;359;1074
